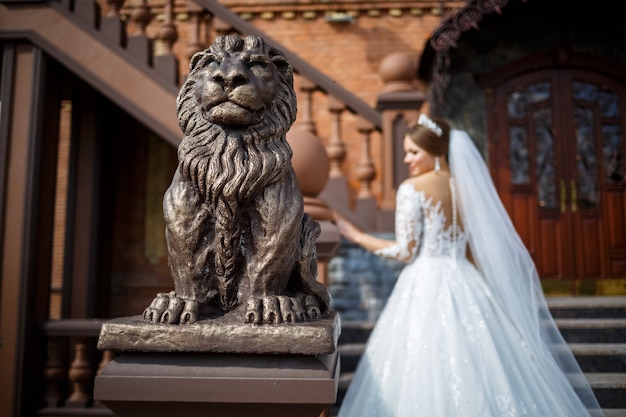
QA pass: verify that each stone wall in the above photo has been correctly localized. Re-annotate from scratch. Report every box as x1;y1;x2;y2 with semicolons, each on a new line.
328;235;404;322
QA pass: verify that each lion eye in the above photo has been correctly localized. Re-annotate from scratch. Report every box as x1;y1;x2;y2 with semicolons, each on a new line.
247;55;271;71
249;61;265;69
203;54;221;70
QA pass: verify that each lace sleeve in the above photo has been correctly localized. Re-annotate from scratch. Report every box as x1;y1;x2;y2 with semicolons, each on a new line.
374;183;423;262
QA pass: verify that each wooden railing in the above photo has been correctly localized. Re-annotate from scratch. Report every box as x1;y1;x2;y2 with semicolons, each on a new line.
39;320;114;416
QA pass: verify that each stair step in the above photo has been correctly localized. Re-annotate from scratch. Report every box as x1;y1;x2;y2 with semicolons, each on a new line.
340;318;626;345
333;373;626;412
331;409;626;417
337;343;626;377
556;318;626;329
569;343;626;372
328;408;626;417
548;296;626;319
556;319;626;343
339;345;626;375
339;342;626;374
328;407;626;416
587;372;626;389
338;321;374;344
337;343;365;373
335;371;354;407
586;373;626;408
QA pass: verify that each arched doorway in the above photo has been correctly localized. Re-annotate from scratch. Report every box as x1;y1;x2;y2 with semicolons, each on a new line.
479;51;626;294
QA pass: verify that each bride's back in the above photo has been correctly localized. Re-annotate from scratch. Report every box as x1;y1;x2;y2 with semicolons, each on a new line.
403;171;467;258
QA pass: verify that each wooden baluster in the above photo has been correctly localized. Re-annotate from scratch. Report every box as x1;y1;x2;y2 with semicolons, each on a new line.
101;0;127;46
326;97;347;178
104;0;125;19
354;119;378;228
73;0;100;28
154;0;179;84
96;349;115;376
43;337;65;407
185;1;205;72
60;0;71;11
297;77;317;134
159;0;178;54
90;348;115;410
130;0;151;35
65;338;93;407
318;96;352;211
127;0;152;65
356;119;375;199
91;349;115;410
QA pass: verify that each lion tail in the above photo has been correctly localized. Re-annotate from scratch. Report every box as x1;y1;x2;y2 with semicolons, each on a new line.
214;198;242;311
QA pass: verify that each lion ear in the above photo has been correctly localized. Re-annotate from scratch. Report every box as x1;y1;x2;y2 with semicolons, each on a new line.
270;54;293;78
189;52;206;72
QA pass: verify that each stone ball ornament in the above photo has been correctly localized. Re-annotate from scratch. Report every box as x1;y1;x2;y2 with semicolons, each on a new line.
379;51;417;93
287;126;330;197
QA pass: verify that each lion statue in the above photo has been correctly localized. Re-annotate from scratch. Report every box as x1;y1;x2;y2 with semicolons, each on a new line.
142;35;331;325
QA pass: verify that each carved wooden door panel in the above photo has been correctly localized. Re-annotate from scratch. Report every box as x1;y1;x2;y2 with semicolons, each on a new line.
488;67;626;293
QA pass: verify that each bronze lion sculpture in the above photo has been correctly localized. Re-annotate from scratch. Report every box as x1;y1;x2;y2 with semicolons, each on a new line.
143;35;331;325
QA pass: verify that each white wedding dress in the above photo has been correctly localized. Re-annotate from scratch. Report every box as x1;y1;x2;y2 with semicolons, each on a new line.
338;177;602;417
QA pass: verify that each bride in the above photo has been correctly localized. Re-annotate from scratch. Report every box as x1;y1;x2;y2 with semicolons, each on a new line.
334;114;604;416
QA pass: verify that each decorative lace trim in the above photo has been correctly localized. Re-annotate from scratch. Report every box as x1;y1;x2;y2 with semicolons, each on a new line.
450;177;458;261
375;182;467;262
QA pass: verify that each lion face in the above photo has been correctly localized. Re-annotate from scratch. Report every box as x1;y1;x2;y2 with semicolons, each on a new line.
177;35;296;137
195;51;279;127
175;34;298;204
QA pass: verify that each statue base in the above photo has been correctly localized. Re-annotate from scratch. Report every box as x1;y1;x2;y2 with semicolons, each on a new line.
97;311;340;355
94;312;340;417
94;351;339;417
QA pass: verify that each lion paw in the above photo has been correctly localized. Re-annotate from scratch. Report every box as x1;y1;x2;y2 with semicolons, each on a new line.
303;294;323;319
244;295;322;324
142;292;200;324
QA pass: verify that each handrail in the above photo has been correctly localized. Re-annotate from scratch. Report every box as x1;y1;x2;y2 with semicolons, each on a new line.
0;1;182;146
43;318;106;337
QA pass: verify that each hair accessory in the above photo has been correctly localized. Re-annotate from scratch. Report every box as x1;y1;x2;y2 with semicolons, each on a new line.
418;114;443;137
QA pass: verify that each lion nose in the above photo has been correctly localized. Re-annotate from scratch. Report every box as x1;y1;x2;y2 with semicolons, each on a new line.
213;59;248;91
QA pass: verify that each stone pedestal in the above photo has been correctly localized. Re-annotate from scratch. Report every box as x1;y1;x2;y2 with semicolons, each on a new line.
95;351;338;417
94;312;340;417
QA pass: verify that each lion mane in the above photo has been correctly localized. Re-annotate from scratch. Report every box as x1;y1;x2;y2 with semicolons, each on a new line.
177;35;297;206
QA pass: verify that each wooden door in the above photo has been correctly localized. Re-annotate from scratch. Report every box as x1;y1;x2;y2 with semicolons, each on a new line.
484;55;626;294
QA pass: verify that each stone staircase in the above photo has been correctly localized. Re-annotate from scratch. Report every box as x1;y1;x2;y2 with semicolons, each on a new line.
330;296;626;417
